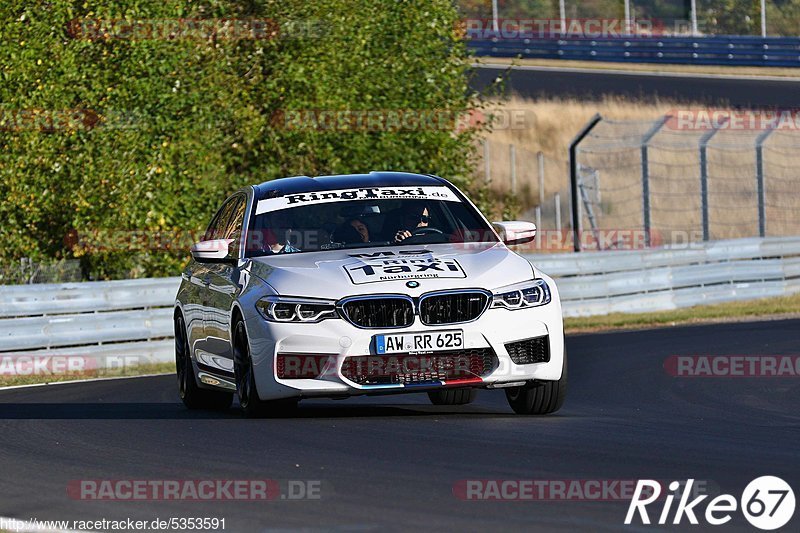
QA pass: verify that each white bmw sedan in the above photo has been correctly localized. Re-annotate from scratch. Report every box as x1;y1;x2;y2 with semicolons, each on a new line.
174;172;566;417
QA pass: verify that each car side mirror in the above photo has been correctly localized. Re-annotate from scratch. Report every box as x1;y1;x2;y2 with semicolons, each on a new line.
190;239;237;264
493;221;537;246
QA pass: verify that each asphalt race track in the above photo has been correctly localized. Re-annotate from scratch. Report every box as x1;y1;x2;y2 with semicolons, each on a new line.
472;64;800;107
0;319;798;531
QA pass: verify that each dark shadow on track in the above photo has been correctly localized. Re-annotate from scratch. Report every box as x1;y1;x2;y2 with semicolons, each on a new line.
0;401;543;420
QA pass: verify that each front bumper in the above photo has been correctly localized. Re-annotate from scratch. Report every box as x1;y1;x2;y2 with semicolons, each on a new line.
243;293;565;401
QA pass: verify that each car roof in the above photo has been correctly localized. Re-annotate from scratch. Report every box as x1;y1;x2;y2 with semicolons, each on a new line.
251;171;448;201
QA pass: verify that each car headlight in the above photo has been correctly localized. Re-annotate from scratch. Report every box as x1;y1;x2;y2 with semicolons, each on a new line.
256;296;339;323
491;279;551;309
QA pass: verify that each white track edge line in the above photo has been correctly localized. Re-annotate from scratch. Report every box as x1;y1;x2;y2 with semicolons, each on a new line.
0;372;172;392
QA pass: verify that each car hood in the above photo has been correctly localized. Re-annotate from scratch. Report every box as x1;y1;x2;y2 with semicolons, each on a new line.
248;242;535;299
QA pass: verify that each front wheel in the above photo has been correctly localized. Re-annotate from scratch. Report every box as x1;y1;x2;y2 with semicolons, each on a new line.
505;350;567;415
175;314;233;410
233;319;297;418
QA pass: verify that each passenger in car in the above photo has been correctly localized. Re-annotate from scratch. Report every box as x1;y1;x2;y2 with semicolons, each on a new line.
333;217;371;244
261;210;301;254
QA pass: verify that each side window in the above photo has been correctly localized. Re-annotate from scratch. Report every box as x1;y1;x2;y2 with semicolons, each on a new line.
224;195;247;257
204;197;237;241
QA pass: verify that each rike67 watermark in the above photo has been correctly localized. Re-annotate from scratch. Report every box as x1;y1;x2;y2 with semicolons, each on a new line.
626;477;795;530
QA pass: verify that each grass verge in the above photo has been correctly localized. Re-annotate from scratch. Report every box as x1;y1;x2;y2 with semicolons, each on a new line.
565;292;800;334
477;57;800;78
0;361;175;388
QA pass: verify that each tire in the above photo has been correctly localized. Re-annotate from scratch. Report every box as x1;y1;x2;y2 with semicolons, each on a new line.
233;319;297;418
505;350;567;415
427;388;478;406
175;314;233;410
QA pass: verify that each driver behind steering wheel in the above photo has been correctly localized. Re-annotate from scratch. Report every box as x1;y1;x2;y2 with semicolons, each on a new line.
393;204;431;243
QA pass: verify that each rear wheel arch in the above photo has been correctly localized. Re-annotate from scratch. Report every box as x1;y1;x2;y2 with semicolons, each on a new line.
230;304;245;347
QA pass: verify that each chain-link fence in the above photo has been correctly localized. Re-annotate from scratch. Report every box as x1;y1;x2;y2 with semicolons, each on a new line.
573;114;800;250
458;1;800;37
0;258;82;285
477;139;570;231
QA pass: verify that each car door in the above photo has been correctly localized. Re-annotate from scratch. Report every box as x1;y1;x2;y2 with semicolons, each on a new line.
202;193;248;372
188;196;238;365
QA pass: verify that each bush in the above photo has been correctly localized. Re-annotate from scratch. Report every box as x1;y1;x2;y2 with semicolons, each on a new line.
0;0;482;279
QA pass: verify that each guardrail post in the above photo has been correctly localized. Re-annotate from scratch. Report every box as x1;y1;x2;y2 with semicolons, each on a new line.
755;126;775;238
569;114;602;252
640;115;670;248
698;118;727;241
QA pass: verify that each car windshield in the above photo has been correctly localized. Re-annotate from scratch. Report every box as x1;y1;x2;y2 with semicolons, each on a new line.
245;185;498;257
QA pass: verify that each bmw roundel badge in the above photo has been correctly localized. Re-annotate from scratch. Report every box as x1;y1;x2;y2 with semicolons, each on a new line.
406;280;420;288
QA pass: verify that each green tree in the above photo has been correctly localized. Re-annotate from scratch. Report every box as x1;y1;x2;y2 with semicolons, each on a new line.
0;0;483;279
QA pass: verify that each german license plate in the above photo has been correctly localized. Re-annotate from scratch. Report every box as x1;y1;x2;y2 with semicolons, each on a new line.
375;330;464;354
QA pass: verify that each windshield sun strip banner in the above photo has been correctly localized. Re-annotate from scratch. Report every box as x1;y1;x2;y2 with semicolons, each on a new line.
255;186;461;215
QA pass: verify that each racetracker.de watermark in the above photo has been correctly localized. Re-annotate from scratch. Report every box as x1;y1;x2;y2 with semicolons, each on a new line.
66;18;326;41
67;18;318;41
0;355;149;377
664;355;800;378
64;229;711;254
461;18;669;39
0;108;144;132
453;479;715;501
67;479;323;500
270;108;532;132
666;109;800;131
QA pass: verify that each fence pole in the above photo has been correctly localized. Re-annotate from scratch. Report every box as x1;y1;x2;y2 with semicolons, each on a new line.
510;144;517;195
569;114;602;252
755;126;776;238
690;0;698;36
535;206;542;250
537;151;545;207
699;118;728;242
761;0;767;37
483;139;491;185
555;193;562;233
640;115;670;248
624;0;632;35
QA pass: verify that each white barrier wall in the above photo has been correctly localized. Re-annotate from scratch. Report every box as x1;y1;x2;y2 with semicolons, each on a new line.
1;237;799;368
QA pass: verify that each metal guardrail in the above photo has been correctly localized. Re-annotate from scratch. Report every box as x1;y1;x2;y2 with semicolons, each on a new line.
0;277;180;370
468;36;800;67
527;236;800;316
1;236;799;369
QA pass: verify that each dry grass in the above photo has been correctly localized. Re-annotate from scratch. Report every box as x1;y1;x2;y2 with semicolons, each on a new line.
478;95;670;208
484;95;668;160
478;57;800;79
478;96;800;239
565;292;800;334
0;361;174;388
